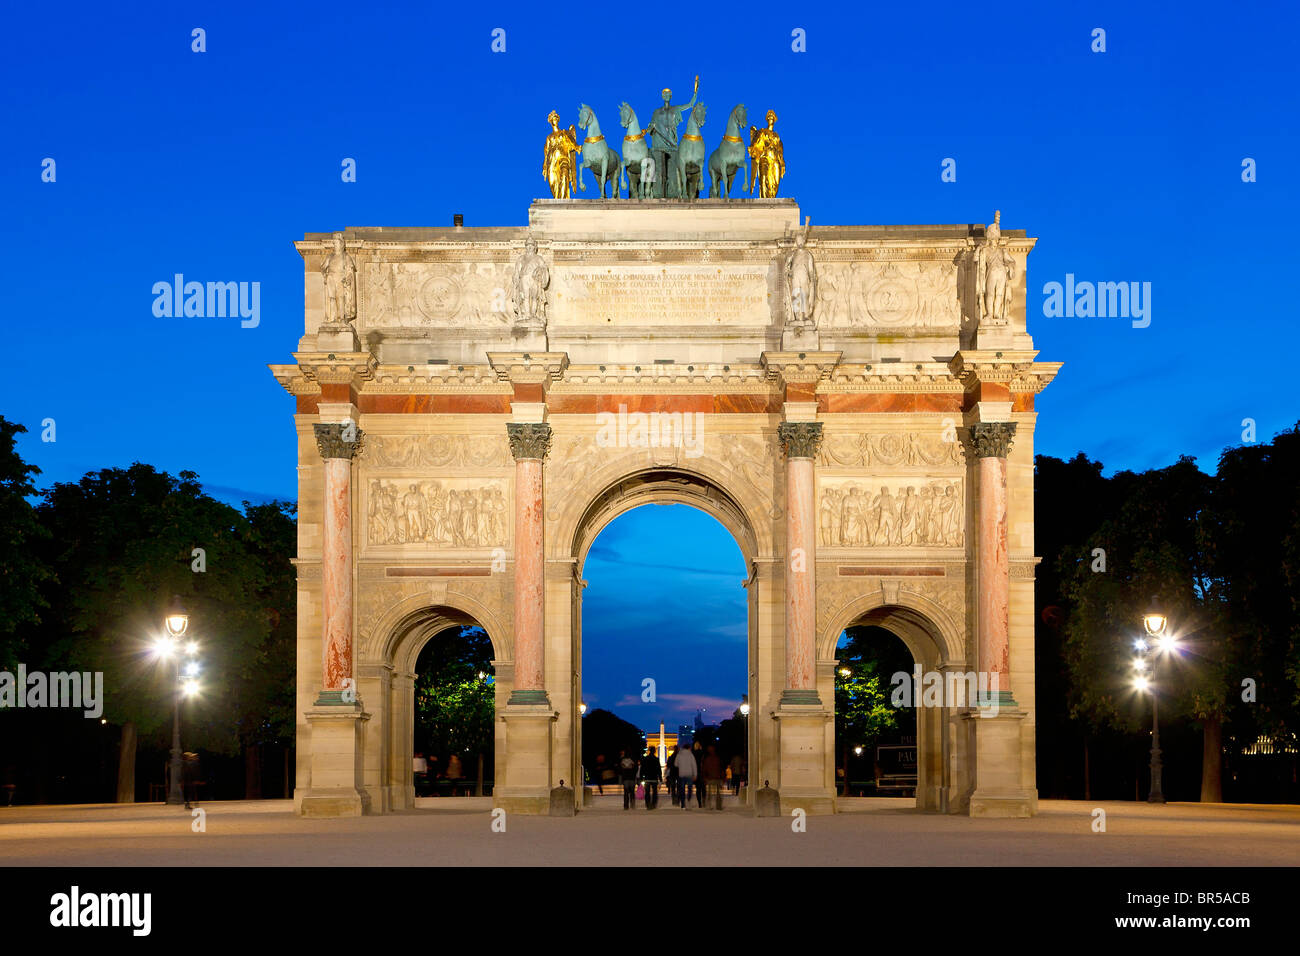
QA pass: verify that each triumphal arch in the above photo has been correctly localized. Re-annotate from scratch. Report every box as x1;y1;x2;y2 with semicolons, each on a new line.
272;199;1059;819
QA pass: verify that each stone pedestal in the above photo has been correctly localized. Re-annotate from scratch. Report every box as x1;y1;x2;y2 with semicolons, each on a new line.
298;705;371;817
315;324;360;353
773;704;835;815
963;708;1034;818
494;704;558;814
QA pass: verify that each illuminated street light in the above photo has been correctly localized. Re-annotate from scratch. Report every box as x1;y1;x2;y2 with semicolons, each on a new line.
1142;598;1167;639
579;701;587;716
839;668;851;678
162;598;201;807
164;595;189;638
1133;599;1170;804
853;745;863;757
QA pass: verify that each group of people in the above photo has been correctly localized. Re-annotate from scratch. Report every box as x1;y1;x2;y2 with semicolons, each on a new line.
601;743;746;811
412;752;466;796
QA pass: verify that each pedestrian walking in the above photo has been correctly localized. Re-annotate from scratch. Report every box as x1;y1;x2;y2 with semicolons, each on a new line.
674;743;698;809
701;744;724;810
638;745;662;809
666;747;680;805
618;749;639;809
729;753;744;794
692;741;706;807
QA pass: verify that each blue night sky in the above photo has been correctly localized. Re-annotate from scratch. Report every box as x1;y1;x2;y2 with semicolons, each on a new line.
3;2;1296;727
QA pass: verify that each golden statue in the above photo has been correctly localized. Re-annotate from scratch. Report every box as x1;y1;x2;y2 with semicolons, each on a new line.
748;109;785;198
543;110;581;198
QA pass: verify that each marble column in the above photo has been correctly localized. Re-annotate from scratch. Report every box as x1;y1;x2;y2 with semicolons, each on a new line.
507;422;552;706
971;421;1017;706
779;421;823;705
313;422;363;705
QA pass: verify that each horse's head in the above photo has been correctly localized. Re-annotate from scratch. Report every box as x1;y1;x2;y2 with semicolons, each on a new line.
732;104;747;129
578;104;592;129
690;102;707;129
619;101;634;129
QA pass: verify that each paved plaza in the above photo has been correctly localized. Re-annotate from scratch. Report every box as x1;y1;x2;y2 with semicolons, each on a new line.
1;797;1295;867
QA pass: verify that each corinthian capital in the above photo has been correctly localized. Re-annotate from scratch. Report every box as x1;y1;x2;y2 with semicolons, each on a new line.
314;422;364;460
507;422;553;461
969;421;1017;459
778;421;823;459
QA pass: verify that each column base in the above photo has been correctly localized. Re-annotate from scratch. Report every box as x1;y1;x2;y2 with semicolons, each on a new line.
298;705;371;818
494;701;558;815
773;701;835;815
962;707;1035;818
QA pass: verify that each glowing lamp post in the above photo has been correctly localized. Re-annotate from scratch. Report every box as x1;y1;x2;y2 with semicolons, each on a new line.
158;596;201;806
1132;600;1175;804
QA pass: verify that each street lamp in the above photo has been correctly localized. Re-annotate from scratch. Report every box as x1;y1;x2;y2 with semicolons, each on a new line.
158;596;200;806
579;701;587;716
1133;600;1178;804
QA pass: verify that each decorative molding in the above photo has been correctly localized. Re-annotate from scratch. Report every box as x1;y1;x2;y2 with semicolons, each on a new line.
969;422;1017;459
817;431;963;468
361;434;511;470
507;422;554;461
314;423;364;460
779;421;823;459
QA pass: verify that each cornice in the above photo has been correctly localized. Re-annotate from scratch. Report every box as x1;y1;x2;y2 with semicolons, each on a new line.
293;351;378;385
487;351;570;385
822;363;964;393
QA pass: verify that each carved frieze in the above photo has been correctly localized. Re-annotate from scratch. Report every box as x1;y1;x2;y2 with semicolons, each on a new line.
816;260;959;332
364;262;510;328
362;434;511;469
818;478;964;548
817;431;963;468
367;479;508;547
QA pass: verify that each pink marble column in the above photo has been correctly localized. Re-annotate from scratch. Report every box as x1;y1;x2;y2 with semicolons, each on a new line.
972;422;1016;705
507;423;552;706
779;421;823;705
314;422;363;703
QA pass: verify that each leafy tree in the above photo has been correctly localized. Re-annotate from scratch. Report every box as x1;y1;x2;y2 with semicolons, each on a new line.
835;625;909;793
414;626;494;792
0;417;52;668
580;707;645;783
1202;424;1300;792
1060;456;1228;800
26;464;295;800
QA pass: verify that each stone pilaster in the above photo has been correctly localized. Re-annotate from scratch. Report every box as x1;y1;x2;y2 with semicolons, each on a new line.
506;421;552;706
298;421;369;818
313;422;363;705
969;421;1016;706
778;421;822;706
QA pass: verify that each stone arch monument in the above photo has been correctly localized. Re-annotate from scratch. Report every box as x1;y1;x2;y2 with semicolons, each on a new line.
271;199;1059;818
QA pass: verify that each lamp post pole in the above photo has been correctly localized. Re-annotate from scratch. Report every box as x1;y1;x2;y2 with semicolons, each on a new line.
167;654;184;806
1148;674;1164;804
1139;599;1170;805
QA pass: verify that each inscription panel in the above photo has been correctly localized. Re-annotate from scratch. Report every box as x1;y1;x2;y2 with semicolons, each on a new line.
550;265;770;326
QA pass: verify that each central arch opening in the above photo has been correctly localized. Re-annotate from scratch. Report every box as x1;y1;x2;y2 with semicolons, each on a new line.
571;468;757;809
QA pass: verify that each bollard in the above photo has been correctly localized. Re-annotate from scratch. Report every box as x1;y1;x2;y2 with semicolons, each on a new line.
755;779;780;817
549;779;576;817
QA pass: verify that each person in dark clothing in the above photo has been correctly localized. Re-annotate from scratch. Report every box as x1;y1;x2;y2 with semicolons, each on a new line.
665;746;680;806
617;749;639;810
637;746;662;809
182;751;201;809
700;744;724;809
